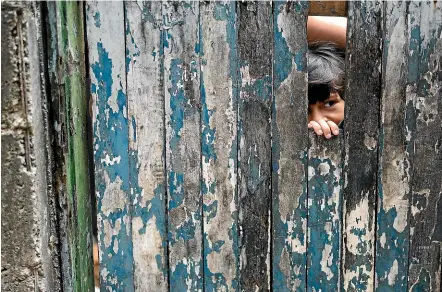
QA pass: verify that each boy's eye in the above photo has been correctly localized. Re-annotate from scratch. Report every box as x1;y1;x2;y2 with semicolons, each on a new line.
324;100;336;107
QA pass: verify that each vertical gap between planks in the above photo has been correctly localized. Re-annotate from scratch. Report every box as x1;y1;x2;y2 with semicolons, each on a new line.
373;1;384;288
122;3;136;289
198;2;205;291
340;3;349;290
234;3;241;290
304;2;310;290
405;2;420;290
82;1;98;288
270;0;274;290
161;1;171;290
161;1;171;291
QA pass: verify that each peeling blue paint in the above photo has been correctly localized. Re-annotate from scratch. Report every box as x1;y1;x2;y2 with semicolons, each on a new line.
410;268;431;292
272;3;308;291
165;4;203;290
307;157;341;292
125;20;140;73
93;12;101;28
91;41;134;291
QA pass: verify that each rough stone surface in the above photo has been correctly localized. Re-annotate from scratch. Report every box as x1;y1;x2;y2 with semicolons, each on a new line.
1;2;60;291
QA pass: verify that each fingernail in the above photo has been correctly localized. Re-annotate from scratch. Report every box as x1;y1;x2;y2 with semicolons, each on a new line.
318;130;323;135
308;124;312;128
326;134;331;139
333;130;339;135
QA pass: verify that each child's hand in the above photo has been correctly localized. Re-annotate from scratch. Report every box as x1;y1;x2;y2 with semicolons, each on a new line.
308;119;340;139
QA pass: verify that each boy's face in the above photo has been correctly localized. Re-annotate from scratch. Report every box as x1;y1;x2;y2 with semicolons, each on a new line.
308;92;345;139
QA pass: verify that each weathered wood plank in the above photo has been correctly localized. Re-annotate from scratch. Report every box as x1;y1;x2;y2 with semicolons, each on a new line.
200;2;239;291
272;2;308;291
237;2;273;290
342;1;382;291
44;2;73;290
309;1;347;17
163;2;203;291
406;1;442;291
57;2;95;291
375;2;410;291
124;2;168;290
86;2;134;290
307;133;343;291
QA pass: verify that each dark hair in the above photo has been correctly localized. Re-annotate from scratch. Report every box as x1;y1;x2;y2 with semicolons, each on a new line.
307;42;345;104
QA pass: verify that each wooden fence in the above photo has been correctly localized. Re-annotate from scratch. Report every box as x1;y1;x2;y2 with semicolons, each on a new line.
3;1;441;291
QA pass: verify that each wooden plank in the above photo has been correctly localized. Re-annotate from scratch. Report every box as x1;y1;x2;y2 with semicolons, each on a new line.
375;2;411;291
406;1;442;291
124;2;168;290
272;2;308;291
44;2;74;290
342;1;382;291
163;2;203;291
309;1;347;17
200;2;239;291
86;2;134;290
237;2;272;290
307;133;343;291
57;2;95;291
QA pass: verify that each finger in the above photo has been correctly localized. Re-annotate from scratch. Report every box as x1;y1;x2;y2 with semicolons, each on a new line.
327;120;340;136
318;119;332;139
309;121;323;136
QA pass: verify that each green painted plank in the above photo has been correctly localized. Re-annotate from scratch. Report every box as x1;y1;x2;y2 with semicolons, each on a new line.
124;1;168;290
163;2;203;291
406;1;442;291
200;2;239;291
307;132;343;291
57;2;95;291
86;1;134;290
375;1;410;291
342;1;382;291
237;2;273;290
272;1;309;291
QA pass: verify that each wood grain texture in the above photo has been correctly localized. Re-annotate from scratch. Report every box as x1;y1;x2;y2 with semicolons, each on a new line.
44;2;73;290
307;133;343;291
200;2;239;291
342;1;382;291
57;2;95;291
237;2;273;291
125;2;168;290
272;2;309;291
309;1;347;17
86;2;134;290
406;1;442;291
375;2;411;291
163;2;203;291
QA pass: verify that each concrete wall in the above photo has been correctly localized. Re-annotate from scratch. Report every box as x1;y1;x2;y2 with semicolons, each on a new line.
1;2;61;291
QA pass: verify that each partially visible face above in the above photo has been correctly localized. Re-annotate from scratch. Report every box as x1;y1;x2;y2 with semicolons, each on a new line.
308;92;345;125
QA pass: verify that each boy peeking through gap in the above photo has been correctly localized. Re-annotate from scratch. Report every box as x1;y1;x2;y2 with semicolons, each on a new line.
307;16;347;139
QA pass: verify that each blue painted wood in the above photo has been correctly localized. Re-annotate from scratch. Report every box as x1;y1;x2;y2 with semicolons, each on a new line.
200;2;239;291
86;2;134;290
163;2;203;291
125;1;168;290
375;2;411;291
272;1;309;291
307;133;343;291
406;1;442;291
